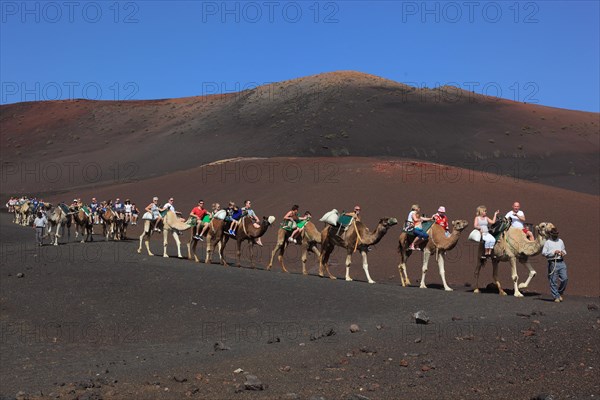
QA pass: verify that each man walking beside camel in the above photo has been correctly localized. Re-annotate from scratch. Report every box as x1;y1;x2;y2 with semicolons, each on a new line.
542;227;568;302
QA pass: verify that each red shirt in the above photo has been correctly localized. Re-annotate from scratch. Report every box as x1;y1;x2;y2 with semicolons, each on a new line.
433;213;449;231
191;206;208;219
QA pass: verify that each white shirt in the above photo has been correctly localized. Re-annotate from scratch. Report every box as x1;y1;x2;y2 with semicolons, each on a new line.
407;211;416;222
34;216;47;227
125;204;132;213
163;202;176;213
542;238;566;260
505;210;525;229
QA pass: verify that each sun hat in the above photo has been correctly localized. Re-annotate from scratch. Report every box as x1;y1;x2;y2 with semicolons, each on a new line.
438;206;446;213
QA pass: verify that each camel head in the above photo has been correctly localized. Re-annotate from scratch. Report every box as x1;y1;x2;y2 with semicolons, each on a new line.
536;222;555;238
263;216;276;225
380;217;398;228
451;219;469;232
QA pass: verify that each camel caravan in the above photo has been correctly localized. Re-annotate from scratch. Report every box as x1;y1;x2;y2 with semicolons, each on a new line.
8;195;557;297
8;197;134;245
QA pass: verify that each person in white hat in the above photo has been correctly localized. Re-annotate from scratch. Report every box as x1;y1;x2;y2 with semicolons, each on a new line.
432;206;450;237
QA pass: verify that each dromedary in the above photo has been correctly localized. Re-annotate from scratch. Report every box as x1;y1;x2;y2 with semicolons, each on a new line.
186;216;212;263
397;220;469;291
100;207;123;241
17;201;32;226
137;211;193;258
473;221;554;297
267;221;322;275
203;218;226;265
319;217;398;284
47;204;72;246
220;216;276;268
73;207;94;243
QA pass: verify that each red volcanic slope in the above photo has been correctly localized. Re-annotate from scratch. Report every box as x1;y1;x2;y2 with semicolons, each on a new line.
43;157;599;298
1;71;598;195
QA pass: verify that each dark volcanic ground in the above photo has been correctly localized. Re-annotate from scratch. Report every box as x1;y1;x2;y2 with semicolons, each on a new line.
1;213;599;399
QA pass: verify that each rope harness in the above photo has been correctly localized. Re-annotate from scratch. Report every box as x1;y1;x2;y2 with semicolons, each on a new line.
548;257;558;276
241;216;249;237
352;219;363;253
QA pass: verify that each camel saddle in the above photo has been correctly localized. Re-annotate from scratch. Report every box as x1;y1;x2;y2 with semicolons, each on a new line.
405;221;435;238
281;218;308;232
59;203;70;214
281;220;297;231
334;214;354;237
489;217;511;241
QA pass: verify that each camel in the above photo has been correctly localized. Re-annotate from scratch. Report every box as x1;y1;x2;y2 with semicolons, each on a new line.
473;221;554;297
137;210;193;258
99;207;122;241
267;221;322;274
319;217;398;284
73;207;94;243
47;204;72;246
16;201;32;226
115;214;129;240
219;216;276;268
186;216;212;263
397;220;469;291
203;218;226;265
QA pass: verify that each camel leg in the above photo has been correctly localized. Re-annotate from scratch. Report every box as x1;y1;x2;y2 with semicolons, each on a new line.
217;241;223;264
205;235;213;264
397;243;412;286
492;260;508;296
220;237;229;266
420;250;431;289
249;242;255;269
319;245;337;280
189;238;200;263
173;231;183;258
473;259;484;294
510;258;523;297
304;245;319;276
361;251;375;284
54;224;60;246
518;260;537;289
345;253;353;282
144;236;153;256
142;223;155;256
163;230;170;258
437;252;453;291
236;240;242;268
278;243;289;273
267;241;283;271
398;262;410;287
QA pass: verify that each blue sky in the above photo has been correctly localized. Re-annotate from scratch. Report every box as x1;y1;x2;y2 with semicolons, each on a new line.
1;1;599;111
